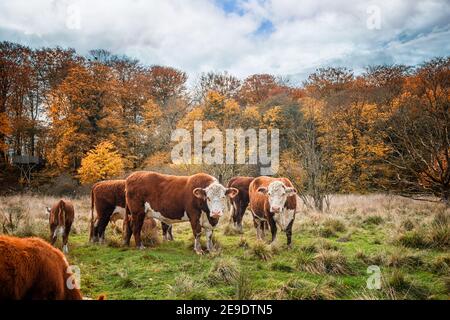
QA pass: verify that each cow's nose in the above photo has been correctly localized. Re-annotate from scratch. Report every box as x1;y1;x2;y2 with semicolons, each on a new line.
271;206;281;213
212;211;222;218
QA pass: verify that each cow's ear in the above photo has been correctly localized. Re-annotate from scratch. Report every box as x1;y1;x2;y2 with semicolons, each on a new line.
193;188;207;200
285;187;297;196
46;207;51;213
257;187;268;194
226;187;239;199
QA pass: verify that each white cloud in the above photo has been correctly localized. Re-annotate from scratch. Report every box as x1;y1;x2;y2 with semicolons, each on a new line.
0;0;448;83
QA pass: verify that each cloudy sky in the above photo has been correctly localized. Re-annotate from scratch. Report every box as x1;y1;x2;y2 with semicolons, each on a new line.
1;0;449;84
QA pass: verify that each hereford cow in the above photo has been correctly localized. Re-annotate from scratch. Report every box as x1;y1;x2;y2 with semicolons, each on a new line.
124;171;239;253
227;176;254;232
90;180;172;243
0;235;82;300
249;176;297;247
46;199;75;254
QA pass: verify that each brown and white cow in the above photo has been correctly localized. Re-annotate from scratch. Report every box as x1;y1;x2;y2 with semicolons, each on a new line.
227;176;254;232
46;199;75;254
0;235;82;300
249;176;297;247
124;171;238;253
89;180;173;243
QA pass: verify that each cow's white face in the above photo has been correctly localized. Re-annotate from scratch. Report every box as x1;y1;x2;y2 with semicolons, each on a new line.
193;182;238;218
258;181;296;214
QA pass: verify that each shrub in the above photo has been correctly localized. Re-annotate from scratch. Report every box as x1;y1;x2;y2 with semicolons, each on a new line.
397;229;429;249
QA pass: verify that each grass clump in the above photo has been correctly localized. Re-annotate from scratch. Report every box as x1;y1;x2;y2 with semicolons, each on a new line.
363;215;384;226
270;261;293;272
207;257;240;285
235;273;253;300
298;249;350;275
275;278;339;300
318;218;346;238
386;270;430;300
250;241;273;261
168;274;209;300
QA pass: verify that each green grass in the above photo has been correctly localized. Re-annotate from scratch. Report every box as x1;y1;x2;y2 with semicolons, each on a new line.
63;218;448;300
1;194;449;300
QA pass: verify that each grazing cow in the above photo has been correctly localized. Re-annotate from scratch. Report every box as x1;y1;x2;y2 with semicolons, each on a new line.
124;171;239;253
227;176;254;232
0;235;82;300
249;176;297;247
46;199;74;254
90;180;172;243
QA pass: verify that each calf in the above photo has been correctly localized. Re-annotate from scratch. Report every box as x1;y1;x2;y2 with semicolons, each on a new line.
46;199;74;254
90;180;172;243
227;176;254;232
124;171;238;253
0;235;82;300
249;176;297;247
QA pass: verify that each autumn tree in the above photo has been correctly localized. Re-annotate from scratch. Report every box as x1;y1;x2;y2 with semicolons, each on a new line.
148;66;187;106
78;141;124;184
194;71;241;103
386;57;450;204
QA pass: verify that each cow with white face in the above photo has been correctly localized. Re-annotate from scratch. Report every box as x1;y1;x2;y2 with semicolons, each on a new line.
249;177;297;247
124;171;238;254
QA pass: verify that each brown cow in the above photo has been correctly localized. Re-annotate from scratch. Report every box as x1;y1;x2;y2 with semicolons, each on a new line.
249;176;297;247
89;179;173;243
124;171;239;253
0;235;82;300
46;199;74;254
227;176;254;232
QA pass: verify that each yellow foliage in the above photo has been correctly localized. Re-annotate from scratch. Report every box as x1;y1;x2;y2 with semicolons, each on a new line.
0;112;12;152
78;141;124;184
262;106;283;129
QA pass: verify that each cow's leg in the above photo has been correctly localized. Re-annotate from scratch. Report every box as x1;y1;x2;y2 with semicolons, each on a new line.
205;228;214;252
62;222;72;254
168;224;174;241
268;217;277;244
286;219;294;248
132;213;145;249
190;218;203;255
122;207;132;246
50;224;57;245
97;214;110;245
235;204;245;233
162;222;173;241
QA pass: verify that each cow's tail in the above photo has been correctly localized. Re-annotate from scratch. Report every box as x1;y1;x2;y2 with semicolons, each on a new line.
56;200;66;237
89;187;95;241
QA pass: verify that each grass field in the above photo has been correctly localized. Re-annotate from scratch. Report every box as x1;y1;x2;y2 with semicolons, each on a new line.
0;194;449;300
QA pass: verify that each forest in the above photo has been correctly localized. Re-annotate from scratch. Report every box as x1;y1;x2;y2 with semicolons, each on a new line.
0;41;449;210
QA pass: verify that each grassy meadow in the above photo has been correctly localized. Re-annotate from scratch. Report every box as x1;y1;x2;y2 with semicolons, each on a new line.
0;194;449;300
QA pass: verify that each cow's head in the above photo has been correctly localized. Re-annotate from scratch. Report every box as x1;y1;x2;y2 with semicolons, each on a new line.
257;181;296;214
193;182;239;219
